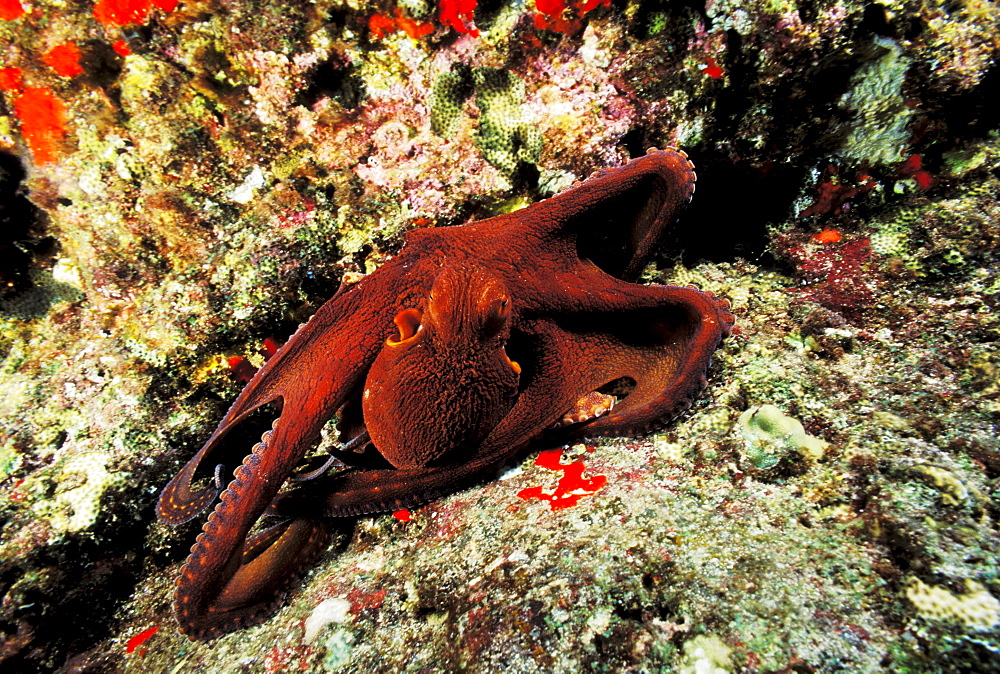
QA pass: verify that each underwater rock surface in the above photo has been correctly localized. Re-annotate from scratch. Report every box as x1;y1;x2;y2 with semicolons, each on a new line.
1;0;999;671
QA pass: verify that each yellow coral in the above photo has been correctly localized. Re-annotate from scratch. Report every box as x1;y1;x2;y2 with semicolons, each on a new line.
680;634;732;674
910;465;969;506
191;353;233;384
652;436;686;463
869;227;908;257
906;578;1000;631
44;452;125;533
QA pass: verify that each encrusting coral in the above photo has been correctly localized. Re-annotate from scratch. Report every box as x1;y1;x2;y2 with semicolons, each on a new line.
430;64;543;176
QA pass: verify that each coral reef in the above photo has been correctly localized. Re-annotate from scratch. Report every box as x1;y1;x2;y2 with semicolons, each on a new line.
471;67;542;176
1;0;999;670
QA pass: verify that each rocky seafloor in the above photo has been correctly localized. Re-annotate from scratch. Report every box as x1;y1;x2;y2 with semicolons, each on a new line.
2;0;999;671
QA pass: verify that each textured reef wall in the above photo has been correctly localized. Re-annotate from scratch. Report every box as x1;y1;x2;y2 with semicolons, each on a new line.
2;0;999;671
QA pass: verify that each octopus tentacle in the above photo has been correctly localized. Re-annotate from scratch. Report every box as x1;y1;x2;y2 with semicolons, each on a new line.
173;414;329;639
156;276;392;525
550;391;617;428
553;285;734;436
161;273;420;639
516;146;697;282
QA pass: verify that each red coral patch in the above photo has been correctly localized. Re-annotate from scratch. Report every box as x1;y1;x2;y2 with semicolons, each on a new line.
43;44;84;78
125;625;159;655
0;66;23;91
439;0;479;36
369;9;434;40
898;154;935;190
534;0;608;33
12;87;68;165
0;0;25;21
93;0;177;26
517;448;606;510
704;57;723;79
813;228;842;244
800;165;876;218
368;12;396;39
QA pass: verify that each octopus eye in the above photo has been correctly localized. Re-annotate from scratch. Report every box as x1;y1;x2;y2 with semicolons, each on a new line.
482;296;512;339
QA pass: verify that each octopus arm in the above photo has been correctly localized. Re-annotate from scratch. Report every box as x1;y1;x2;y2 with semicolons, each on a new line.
159;278;398;639
156;283;382;524
513;147;697;283
549;284;735;436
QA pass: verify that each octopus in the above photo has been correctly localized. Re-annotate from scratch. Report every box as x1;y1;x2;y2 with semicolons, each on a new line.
156;148;735;640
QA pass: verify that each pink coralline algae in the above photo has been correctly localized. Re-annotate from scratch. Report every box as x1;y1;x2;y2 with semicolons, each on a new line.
524;51;638;170
784;236;877;316
518;448;607;511
263;644;315;673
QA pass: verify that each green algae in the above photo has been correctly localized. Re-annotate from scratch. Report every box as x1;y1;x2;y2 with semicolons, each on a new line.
430;66;474;139
738;404;830;470
838;37;913;164
472;67;543;175
0;442;20;481
44;451;127;534
680;634;733;673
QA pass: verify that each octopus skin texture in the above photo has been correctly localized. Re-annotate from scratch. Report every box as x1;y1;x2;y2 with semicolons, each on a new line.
156;148;735;640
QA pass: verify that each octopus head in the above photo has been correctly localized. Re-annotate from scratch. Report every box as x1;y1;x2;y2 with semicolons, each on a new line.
362;264;521;468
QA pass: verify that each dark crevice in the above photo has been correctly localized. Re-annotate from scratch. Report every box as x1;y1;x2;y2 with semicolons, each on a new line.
170;403;284;494
0;151;55;300
79;40;125;90
711;29;755;139
296;54;366;110
619;127;647;159
660;39;869;267
797;0;818;23
0;482;157;672
914;60;1000;166
670;150;804;267
859;3;895;38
